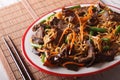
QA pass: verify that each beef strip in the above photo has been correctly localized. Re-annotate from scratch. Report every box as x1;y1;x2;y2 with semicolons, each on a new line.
31;26;44;44
109;12;120;21
32;23;47;32
50;17;60;26
77;40;95;66
95;43;120;63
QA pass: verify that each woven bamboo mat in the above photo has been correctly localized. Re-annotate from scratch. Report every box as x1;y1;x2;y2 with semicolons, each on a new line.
2;0;120;80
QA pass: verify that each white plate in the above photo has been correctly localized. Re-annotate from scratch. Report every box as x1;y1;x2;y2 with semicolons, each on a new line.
21;4;120;76
101;0;120;13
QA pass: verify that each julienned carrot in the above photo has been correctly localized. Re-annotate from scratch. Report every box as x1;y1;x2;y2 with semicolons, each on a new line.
70;29;76;49
58;5;94;48
67;29;76;55
51;52;58;55
75;12;84;42
57;27;70;46
80;5;93;23
57;27;76;53
88;5;93;15
78;5;93;42
62;62;84;67
107;29;116;39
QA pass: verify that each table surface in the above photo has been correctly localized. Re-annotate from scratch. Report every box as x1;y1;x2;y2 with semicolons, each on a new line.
0;0;120;80
0;60;9;80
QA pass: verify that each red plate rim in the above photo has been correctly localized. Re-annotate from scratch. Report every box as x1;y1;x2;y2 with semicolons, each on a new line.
21;3;120;77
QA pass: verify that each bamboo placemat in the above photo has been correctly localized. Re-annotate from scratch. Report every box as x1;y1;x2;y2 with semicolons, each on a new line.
1;0;120;80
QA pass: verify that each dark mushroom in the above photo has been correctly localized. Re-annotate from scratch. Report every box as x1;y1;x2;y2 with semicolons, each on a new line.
47;55;63;66
45;52;76;67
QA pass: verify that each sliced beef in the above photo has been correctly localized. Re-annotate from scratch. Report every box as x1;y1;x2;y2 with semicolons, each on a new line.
50;17;60;26
100;10;120;22
32;23;41;32
46;47;76;66
62;8;75;17
31;26;44;44
95;43;120;63
98;3;106;9
99;10;110;21
62;62;80;71
31;35;44;44
32;23;46;32
109;12;120;21
109;43;120;55
62;8;78;24
77;40;95;66
52;28;63;45
57;20;67;30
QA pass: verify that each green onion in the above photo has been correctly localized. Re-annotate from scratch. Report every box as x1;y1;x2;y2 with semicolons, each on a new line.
103;46;110;51
90;27;106;33
115;25;120;35
65;39;68;43
41;53;46;63
89;31;94;43
40;20;46;23
48;13;55;20
45;25;50;29
31;43;43;48
90;31;94;36
101;38;110;43
69;5;81;9
99;10;105;14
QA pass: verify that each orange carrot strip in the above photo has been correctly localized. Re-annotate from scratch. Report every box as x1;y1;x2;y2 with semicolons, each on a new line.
88;5;93;15
62;62;84;67
80;5;93;42
57;27;70;46
70;29;76;49
80;5;93;23
51;52;58;55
